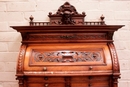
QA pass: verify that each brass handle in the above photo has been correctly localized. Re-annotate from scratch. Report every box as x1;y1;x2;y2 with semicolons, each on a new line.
43;67;47;71
44;83;49;87
89;66;93;70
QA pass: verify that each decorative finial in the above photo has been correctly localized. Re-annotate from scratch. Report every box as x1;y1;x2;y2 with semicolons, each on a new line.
100;14;105;25
49;12;52;16
100;14;105;21
29;15;34;22
82;12;86;15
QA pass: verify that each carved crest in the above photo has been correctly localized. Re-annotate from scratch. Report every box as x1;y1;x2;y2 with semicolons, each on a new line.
48;2;86;25
56;2;78;15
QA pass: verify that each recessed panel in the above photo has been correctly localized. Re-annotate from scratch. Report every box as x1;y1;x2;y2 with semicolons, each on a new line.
27;43;107;66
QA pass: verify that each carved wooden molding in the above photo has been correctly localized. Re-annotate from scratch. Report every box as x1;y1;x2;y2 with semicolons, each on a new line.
17;44;27;74
25;34;107;41
108;43;120;73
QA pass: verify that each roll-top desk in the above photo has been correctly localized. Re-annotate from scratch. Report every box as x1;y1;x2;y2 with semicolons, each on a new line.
11;2;124;87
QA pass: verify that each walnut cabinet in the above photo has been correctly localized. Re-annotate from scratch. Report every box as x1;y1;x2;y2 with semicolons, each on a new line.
11;2;124;87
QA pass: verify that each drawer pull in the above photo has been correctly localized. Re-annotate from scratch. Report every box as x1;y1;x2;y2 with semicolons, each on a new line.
44;83;49;87
89;66;93;70
44;77;48;80
88;76;92;80
43;67;47;71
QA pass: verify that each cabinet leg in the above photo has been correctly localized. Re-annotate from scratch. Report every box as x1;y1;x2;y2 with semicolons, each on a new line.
16;77;24;87
113;77;118;87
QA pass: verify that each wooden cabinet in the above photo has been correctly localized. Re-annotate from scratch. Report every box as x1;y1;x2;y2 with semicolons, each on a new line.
11;2;124;87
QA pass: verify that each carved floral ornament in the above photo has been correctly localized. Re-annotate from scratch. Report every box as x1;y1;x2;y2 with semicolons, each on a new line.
29;2;105;26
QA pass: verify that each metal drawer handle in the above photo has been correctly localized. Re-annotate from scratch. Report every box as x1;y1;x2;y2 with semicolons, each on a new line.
44;83;49;87
89;66;93;70
43;67;47;71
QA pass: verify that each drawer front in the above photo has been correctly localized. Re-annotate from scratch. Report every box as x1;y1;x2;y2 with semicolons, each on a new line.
26;76;110;87
71;80;109;87
71;76;110;87
27;83;65;87
24;43;112;72
71;76;110;81
27;77;65;82
27;77;65;87
71;83;109;87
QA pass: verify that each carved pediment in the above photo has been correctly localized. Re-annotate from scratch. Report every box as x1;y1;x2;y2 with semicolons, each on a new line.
48;2;86;25
29;2;105;26
55;2;79;15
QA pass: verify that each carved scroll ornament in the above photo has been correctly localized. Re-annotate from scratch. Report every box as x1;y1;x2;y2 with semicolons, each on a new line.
31;51;103;63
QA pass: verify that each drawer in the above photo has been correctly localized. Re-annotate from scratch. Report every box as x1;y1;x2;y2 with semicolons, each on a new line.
71;76;110;81
26;76;110;87
27;83;43;87
90;81;109;87
27;76;65;82
71;83;89;87
71;76;110;87
27;83;65;87
89;76;110;81
71;80;109;87
27;77;65;87
71;83;109;87
71;76;89;82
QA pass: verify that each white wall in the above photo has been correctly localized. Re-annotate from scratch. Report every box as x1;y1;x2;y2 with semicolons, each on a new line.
0;0;130;87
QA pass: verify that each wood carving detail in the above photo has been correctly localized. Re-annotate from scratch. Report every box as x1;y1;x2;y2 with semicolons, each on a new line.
48;2;86;25
26;34;107;41
56;2;77;25
56;2;78;15
32;51;102;63
17;44;26;73
29;2;106;26
108;43;120;73
107;32;114;40
12;1;123;87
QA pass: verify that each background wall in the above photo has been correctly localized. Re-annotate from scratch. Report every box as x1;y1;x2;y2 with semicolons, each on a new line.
0;0;130;87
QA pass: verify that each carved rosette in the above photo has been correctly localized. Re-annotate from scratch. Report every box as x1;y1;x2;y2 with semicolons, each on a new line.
108;43;120;73
17;44;27;74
